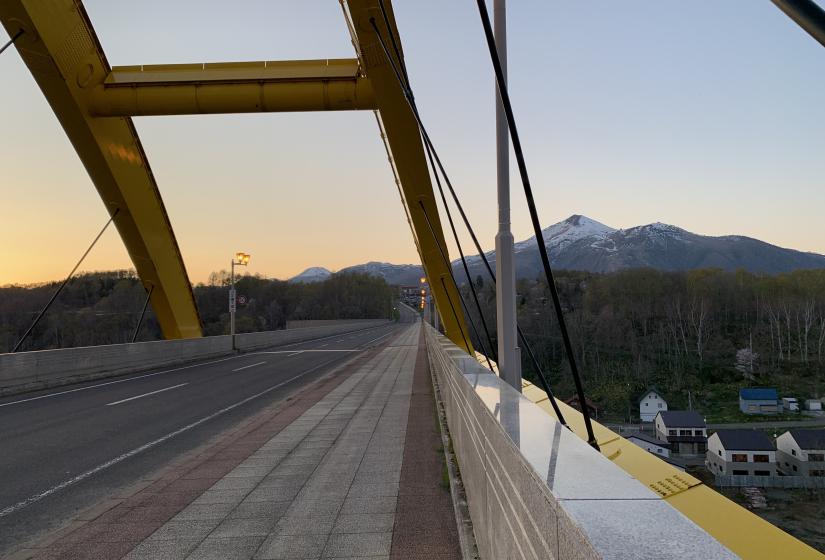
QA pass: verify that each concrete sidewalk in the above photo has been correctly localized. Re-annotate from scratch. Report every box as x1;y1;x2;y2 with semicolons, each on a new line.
25;322;461;560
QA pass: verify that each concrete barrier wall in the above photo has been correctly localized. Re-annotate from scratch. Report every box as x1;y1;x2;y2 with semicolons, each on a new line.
0;319;389;396
424;324;735;560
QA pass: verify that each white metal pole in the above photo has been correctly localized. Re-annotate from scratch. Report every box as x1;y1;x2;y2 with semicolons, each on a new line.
494;0;521;391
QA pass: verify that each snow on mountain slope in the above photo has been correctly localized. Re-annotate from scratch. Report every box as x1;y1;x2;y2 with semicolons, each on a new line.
288;267;332;283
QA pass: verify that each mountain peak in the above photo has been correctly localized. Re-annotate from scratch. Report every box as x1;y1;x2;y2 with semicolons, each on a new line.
288;267;332;283
513;214;615;253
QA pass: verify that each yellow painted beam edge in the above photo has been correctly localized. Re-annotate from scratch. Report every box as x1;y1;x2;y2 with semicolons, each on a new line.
521;380;824;559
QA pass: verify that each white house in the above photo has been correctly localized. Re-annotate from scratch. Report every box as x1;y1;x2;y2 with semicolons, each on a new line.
654;411;707;456
638;387;667;422
776;430;825;476
706;430;777;477
804;399;822;412
626;433;670;458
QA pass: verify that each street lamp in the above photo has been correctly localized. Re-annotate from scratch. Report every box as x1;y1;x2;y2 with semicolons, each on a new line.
230;252;250;350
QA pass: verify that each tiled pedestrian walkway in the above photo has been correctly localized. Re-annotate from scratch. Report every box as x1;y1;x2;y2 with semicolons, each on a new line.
110;322;457;559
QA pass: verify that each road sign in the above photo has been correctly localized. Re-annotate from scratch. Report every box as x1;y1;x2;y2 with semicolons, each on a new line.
237;295;247;305
229;288;236;312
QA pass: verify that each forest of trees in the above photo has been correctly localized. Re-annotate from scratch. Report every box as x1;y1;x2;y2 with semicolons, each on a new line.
5;265;825;420
0;270;395;353
460;268;825;420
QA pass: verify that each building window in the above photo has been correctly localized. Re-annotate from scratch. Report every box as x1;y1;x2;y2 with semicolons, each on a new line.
810;470;825;477
732;453;748;463
657;448;662;453
694;430;703;436
793;465;798;472
748;404;758;412
679;429;691;436
809;453;824;462
785;462;790;467
718;450;722;456
658;403;662;408
753;455;769;463
733;469;748;475
754;470;770;476
792;449;797;456
669;430;676;436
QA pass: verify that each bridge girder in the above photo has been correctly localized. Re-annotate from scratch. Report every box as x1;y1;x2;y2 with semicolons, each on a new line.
1;0;472;351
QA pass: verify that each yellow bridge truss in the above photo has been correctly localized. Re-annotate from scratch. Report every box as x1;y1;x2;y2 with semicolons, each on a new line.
0;0;471;350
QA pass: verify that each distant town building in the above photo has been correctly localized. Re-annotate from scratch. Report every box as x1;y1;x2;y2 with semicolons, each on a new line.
781;397;799;412
638;387;667;422
706;430;777;477
776;430;825;476
626;433;670;458
564;395;598;419
739;388;779;415
804;399;822;412
654;411;707;455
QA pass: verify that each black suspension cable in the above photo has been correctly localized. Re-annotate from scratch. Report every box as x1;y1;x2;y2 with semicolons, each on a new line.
371;7;498;368
369;14;568;427
13;209;120;353
418;201;496;372
473;0;598;449
0;29;23;56
423;134;498;366
771;0;825;48
439;277;471;356
131;284;154;343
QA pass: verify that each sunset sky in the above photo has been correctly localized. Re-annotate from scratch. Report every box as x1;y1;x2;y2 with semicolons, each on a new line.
1;1;824;285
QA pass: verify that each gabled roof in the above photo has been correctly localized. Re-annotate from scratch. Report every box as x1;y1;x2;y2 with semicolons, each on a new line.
788;429;825;450
656;410;705;428
713;430;774;451
739;388;777;401
637;386;666;405
626;433;670;448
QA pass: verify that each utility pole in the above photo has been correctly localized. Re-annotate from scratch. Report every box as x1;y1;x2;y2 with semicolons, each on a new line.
494;0;521;391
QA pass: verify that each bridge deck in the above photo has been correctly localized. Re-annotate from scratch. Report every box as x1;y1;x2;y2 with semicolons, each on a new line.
16;323;461;559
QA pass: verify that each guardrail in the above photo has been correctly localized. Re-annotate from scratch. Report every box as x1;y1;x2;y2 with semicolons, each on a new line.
424;324;735;560
0;319;389;396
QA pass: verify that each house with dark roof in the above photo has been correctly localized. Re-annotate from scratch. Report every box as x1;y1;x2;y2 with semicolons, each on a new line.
563;395;598;419
739;388;779;415
776;430;825;476
654;411;707;455
626;432;670;458
637;386;667;422
706;430;777;477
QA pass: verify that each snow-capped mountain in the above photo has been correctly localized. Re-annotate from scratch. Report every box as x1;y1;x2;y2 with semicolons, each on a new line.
338;262;424;286
288;267;332;283
294;215;825;284
459;215;825;280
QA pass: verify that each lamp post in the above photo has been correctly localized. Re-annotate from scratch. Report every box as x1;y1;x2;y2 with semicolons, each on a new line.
230;251;250;350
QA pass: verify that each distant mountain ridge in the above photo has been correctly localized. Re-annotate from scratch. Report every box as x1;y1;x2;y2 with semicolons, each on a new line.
289;215;825;283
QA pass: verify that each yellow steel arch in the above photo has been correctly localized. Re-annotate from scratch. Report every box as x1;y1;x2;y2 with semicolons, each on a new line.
0;0;471;349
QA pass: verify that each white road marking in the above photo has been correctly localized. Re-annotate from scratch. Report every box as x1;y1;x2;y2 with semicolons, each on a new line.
0;357;342;519
255;350;357;354
231;361;266;372
106;383;188;406
363;331;393;346
0;355;244;409
320;344;329;348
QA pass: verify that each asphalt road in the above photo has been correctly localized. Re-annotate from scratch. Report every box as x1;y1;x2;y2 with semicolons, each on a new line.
0;321;405;555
